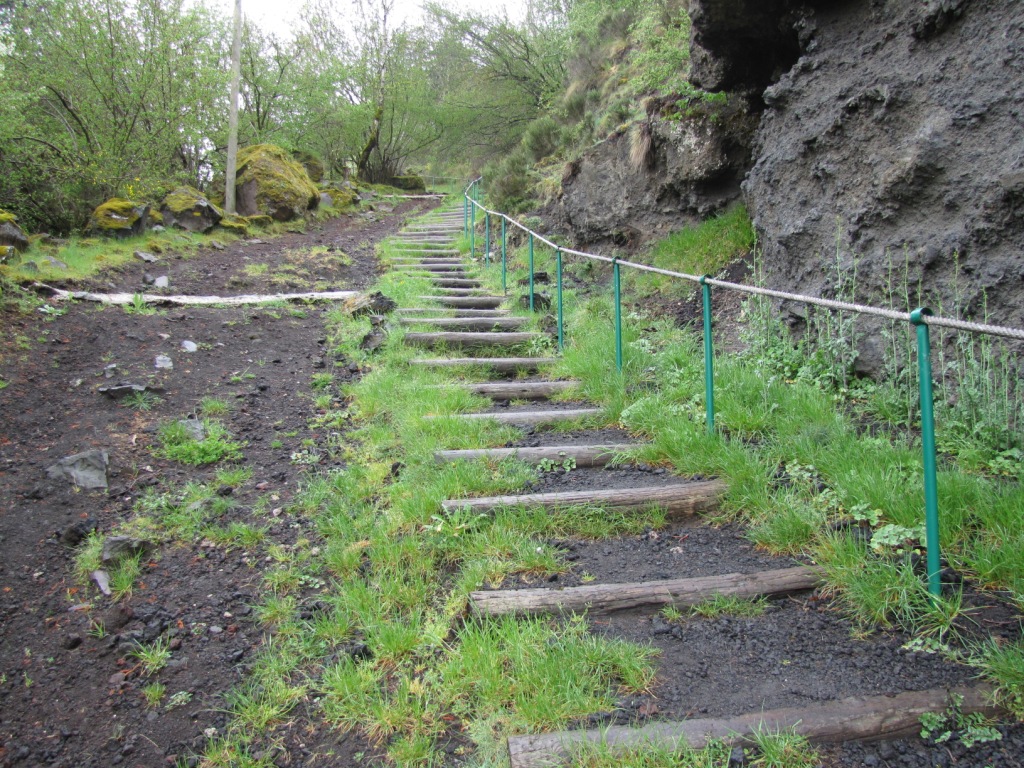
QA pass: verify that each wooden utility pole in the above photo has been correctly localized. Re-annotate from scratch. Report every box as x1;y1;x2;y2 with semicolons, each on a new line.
224;0;242;213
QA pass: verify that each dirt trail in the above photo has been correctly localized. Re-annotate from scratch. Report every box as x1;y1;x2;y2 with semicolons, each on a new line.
0;200;433;767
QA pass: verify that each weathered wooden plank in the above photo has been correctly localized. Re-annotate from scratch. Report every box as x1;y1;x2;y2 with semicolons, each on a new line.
409;357;556;371
450;379;577;399
418;296;505;308
426;279;483;288
434;443;639;466
403;331;541;349
429;408;602;426
392;264;466;273
37;284;359;307
400;317;528;331
443;479;726;518
473;564;817;617
507;685;1001;768
399;308;509;317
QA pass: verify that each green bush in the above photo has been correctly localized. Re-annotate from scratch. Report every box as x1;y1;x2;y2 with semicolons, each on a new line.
522;116;562;163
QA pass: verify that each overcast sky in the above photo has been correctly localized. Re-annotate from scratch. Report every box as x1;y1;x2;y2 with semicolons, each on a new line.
212;0;527;32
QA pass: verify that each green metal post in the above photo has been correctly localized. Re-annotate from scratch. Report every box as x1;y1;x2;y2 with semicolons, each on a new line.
501;218;507;294
470;202;476;259
463;195;468;237
911;308;942;598
700;276;716;433
485;213;490;266
528;233;535;312
613;258;622;373
556;248;564;351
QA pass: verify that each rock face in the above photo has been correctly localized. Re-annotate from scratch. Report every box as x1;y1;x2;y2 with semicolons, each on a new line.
693;0;1024;369
557;99;758;246
160;186;223;233
46;450;109;489
235;144;320;221
87;199;149;238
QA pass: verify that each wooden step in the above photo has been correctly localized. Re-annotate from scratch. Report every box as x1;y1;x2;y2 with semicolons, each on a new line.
427;407;602;426
399;317;528;331
472;565;819;617
418;296;504;308
427;279;482;288
434;443;638;466
389;256;463;262
399;308;508;317
451;380;577;399
507;684;999;768
410;357;556;371
441;479;725;516
393;264;466;273
404;331;541;349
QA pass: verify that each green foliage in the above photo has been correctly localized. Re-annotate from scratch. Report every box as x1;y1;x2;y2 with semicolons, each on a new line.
919;693;1002;748
156;419;244;465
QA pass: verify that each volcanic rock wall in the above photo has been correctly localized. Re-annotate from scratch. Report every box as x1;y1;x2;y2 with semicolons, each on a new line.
741;0;1024;370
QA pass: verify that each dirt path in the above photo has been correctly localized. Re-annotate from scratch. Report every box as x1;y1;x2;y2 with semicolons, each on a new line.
0;200;435;767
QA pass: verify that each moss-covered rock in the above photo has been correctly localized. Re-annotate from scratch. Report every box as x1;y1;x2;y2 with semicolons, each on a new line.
0;245;21;265
160;186;222;233
244;214;273;229
235;144;319;221
292;150;325;183
0;210;30;253
149;209;164;226
323;186;359;209
217;213;250;235
390;175;427;192
87;199;150;239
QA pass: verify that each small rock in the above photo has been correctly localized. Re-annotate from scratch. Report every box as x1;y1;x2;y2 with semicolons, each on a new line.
209;625;223;635
177;419;205;441
142;273;156;285
108;672;127;686
100;536;155;565
46;450;110;489
180;340;198;353
134;251;158;263
728;746;747;766
153;276;169;288
210;242;225;251
151;225;166;233
91;569;112;595
61;518;98;546
155;355;173;369
45;255;69;270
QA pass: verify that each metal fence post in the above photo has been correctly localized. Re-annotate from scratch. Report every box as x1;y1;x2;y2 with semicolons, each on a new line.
484;213;490;266
463;195;468;237
501;218;507;294
470;202;476;259
700;276;716;433
613;257;622;373
556;248;564;351
528;233;535;312
911;308;942;598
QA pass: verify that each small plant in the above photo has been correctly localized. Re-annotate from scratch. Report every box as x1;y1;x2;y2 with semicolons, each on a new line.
537;456;577;473
157;418;244;465
121;390;162;411
311;372;334;390
87;619;107;639
166;690;193;710
199;397;231;417
129;637;172;676
142;681;166;708
919;693;1002;748
122;293;157;316
689;594;768;619
749;726;820;768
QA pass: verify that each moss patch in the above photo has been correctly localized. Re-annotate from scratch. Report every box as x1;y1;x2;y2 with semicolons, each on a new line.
0;210;17;225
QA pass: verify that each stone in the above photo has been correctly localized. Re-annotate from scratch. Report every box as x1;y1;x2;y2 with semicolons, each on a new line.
100;536;155;565
234;144;319;221
0;214;30;253
153;276;169;288
180;340;198;353
0;245;19;265
20;260;39;273
44;256;68;270
342;291;397;317
98;383;164;400
46;450;109;489
61;518;98;546
87;199;150;239
155;355;173;369
91;569;112;595
160;186;223;233
519;292;552;310
177;419;205;441
134;251;158;263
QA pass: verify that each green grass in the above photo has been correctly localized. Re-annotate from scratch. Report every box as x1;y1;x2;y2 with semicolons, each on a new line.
129;637;171;676
156;418;244;465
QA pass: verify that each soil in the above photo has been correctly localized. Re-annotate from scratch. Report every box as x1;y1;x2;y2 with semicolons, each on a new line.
0;200;434;768
2;197;1023;768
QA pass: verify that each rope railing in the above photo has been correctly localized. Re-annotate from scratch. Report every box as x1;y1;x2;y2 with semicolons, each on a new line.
459;178;1024;598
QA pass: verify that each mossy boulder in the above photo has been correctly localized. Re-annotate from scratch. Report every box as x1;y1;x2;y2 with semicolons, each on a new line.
322;186;359;209
0;210;30;253
390;175;427;192
244;215;274;229
217;213;249;235
292;150;325;183
161;186;223;233
0;245;20;265
87;199;150;239
235;144;319;222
